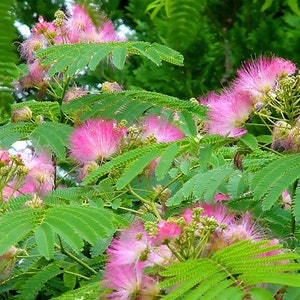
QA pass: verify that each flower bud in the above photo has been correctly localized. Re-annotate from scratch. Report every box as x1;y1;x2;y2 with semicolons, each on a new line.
101;82;123;93
78;161;98;181
35;115;44;124
0;246;18;283
11;106;32;123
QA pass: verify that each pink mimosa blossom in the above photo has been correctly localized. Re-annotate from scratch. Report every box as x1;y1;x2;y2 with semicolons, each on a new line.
23;151;55;195
142;115;185;142
64;5;96;43
69;118;125;163
223;212;260;243
103;262;159;300
20;35;45;62
97;21;125;42
0;149;10;166
214;192;230;202
200;202;234;226
106;222;150;266
147;244;174;266
32;16;57;36
234;56;296;104
199;90;253;137
2;184;21;202
63;87;88;103
151;220;182;245
281;189;292;208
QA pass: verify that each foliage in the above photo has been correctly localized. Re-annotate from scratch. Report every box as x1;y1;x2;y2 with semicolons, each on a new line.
1;1;300;299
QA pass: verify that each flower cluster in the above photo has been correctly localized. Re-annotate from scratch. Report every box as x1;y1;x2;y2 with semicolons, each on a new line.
199;56;297;138
19;4;124;90
102;200;279;299
1;148;54;206
69;115;185;180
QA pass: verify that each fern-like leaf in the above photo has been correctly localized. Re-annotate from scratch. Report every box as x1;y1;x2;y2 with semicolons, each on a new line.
166;0;203;51
0;0;19;117
116;149;161;189
0;205;118;258
36;42;183;77
62;90;207;122
4;101;61;123
30;122;73;160
167;165;234;206
0;122;36;148
251;154;300;210
82;142;178;185
159;240;300;299
14;263;63;300
52;282;107;300
292;180;300;224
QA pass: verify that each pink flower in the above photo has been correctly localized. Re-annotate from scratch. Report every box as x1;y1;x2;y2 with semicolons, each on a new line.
258;239;283;258
182;207;194;224
106;222;150;266
147;244;175;266
23;151;55;195
97;21;125;42
199;90;253;137
200;202;234;226
222;212;260;243
2;184;21;202
234;56;296;104
64;5;96;43
142;115;185;143
0;149;10;166
32;16;57;37
151;220;182;245
103;262;159;300
214;192;230;202
63;87;88;103
20;60;48;89
20;34;45;62
69;118;125;163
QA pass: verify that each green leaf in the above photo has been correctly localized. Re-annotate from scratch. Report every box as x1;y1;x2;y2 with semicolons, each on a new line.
155;143;180;181
88;46;112;70
178;110;197;137
239;133;258;151
0;209;36;255
45;215;84;252
30;122;73;160
112;46;127;69
116;149;161;189
287;0;300;16
35;222;54;260
261;0;274;11
248;287;273;300
251;154;300;210
51;282;107;300
36;42;184;76
83;143;172;185
15;263;62;300
159;240;300;299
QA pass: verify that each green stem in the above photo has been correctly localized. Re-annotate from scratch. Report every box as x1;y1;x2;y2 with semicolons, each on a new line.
127;184;161;220
64;270;90;280
54;241;97;275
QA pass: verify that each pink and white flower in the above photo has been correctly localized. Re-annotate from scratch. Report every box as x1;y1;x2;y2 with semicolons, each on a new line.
199;90;253;137
151;220;182;245
69;118;125;163
234;56;296;104
106;221;150;266
103;262;159;300
141;115;185;143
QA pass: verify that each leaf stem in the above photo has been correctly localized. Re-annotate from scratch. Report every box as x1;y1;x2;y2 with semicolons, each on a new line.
54;239;97;275
127;184;161;220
